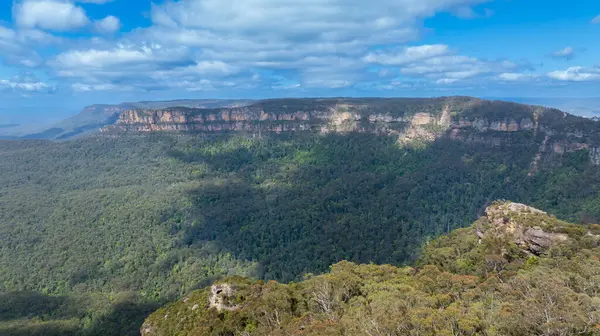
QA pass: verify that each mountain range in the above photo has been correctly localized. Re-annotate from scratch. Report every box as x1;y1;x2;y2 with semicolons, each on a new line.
2;97;600;141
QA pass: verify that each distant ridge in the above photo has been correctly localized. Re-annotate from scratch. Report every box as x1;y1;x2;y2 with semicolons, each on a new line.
14;99;255;140
10;96;600;140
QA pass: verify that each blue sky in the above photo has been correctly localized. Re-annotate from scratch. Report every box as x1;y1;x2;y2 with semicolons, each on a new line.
0;0;599;122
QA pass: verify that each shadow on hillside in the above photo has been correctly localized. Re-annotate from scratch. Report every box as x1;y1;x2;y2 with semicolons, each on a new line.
0;322;79;336
0;292;81;336
0;291;162;336
0;292;77;322
84;298;162;336
163;130;591;282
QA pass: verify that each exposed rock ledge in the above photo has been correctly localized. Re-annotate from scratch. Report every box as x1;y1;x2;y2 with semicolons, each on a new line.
209;283;243;312
476;202;582;255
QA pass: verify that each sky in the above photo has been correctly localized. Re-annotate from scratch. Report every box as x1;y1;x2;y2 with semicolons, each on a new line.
0;0;599;123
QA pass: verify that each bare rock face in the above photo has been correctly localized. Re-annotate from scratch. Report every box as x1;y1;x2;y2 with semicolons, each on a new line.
521;228;566;254
209;283;242;312
478;202;569;255
454;117;535;132
591;147;600;165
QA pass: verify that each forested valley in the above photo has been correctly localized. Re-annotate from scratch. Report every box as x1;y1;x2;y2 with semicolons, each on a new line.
1;129;600;335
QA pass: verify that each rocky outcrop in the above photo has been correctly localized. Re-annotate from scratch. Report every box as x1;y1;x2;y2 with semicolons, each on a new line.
209;284;243;312
476;202;572;255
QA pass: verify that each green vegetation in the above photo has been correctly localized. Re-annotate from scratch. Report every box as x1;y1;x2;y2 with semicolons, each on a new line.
142;203;600;335
1;125;600;334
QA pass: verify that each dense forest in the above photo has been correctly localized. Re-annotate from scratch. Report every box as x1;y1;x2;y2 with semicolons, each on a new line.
142;201;600;335
1;125;600;334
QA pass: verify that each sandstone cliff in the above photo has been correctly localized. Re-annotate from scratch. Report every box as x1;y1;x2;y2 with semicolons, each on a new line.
101;97;600;165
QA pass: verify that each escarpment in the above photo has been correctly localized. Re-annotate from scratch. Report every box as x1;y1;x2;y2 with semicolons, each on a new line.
101;97;600;165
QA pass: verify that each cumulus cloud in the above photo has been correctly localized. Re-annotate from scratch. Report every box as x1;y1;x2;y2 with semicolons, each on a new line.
46;0;490;92
0;80;50;92
51;43;248;92
364;45;450;65
139;0;487;87
496;73;538;81
150;0;459;39
547;66;600;82
14;0;90;31
436;78;459;84
365;45;528;84
5;0;597;97
0;73;54;93
0;24;61;67
53;44;193;74
71;83;128;92
95;16;121;34
551;47;575;60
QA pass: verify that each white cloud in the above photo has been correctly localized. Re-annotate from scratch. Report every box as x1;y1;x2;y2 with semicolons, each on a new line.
551;46;574;60
0;80;49;91
0;24;60;67
71;83;128;92
436;78;459;84
135;0;487;88
303;79;352;88
364;45;450;65
52;43;247;92
0;74;53;92
95;16;121;34
6;0;598;98
77;0;114;3
44;0;534;93
151;0;475;38
0;26;17;40
547;67;600;82
399;55;489;80
592;15;600;24
56;48;153;68
496;72;538;81
363;44;536;85
14;0;90;31
53;44;192;70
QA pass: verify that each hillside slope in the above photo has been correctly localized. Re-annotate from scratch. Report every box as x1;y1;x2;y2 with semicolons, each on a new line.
141;201;600;336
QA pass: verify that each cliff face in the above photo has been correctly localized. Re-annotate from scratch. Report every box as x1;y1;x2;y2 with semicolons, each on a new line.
102;97;466;134
101;97;600;165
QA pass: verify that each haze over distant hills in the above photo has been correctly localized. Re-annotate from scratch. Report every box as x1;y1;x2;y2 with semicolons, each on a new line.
0;99;255;140
506;97;600;117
